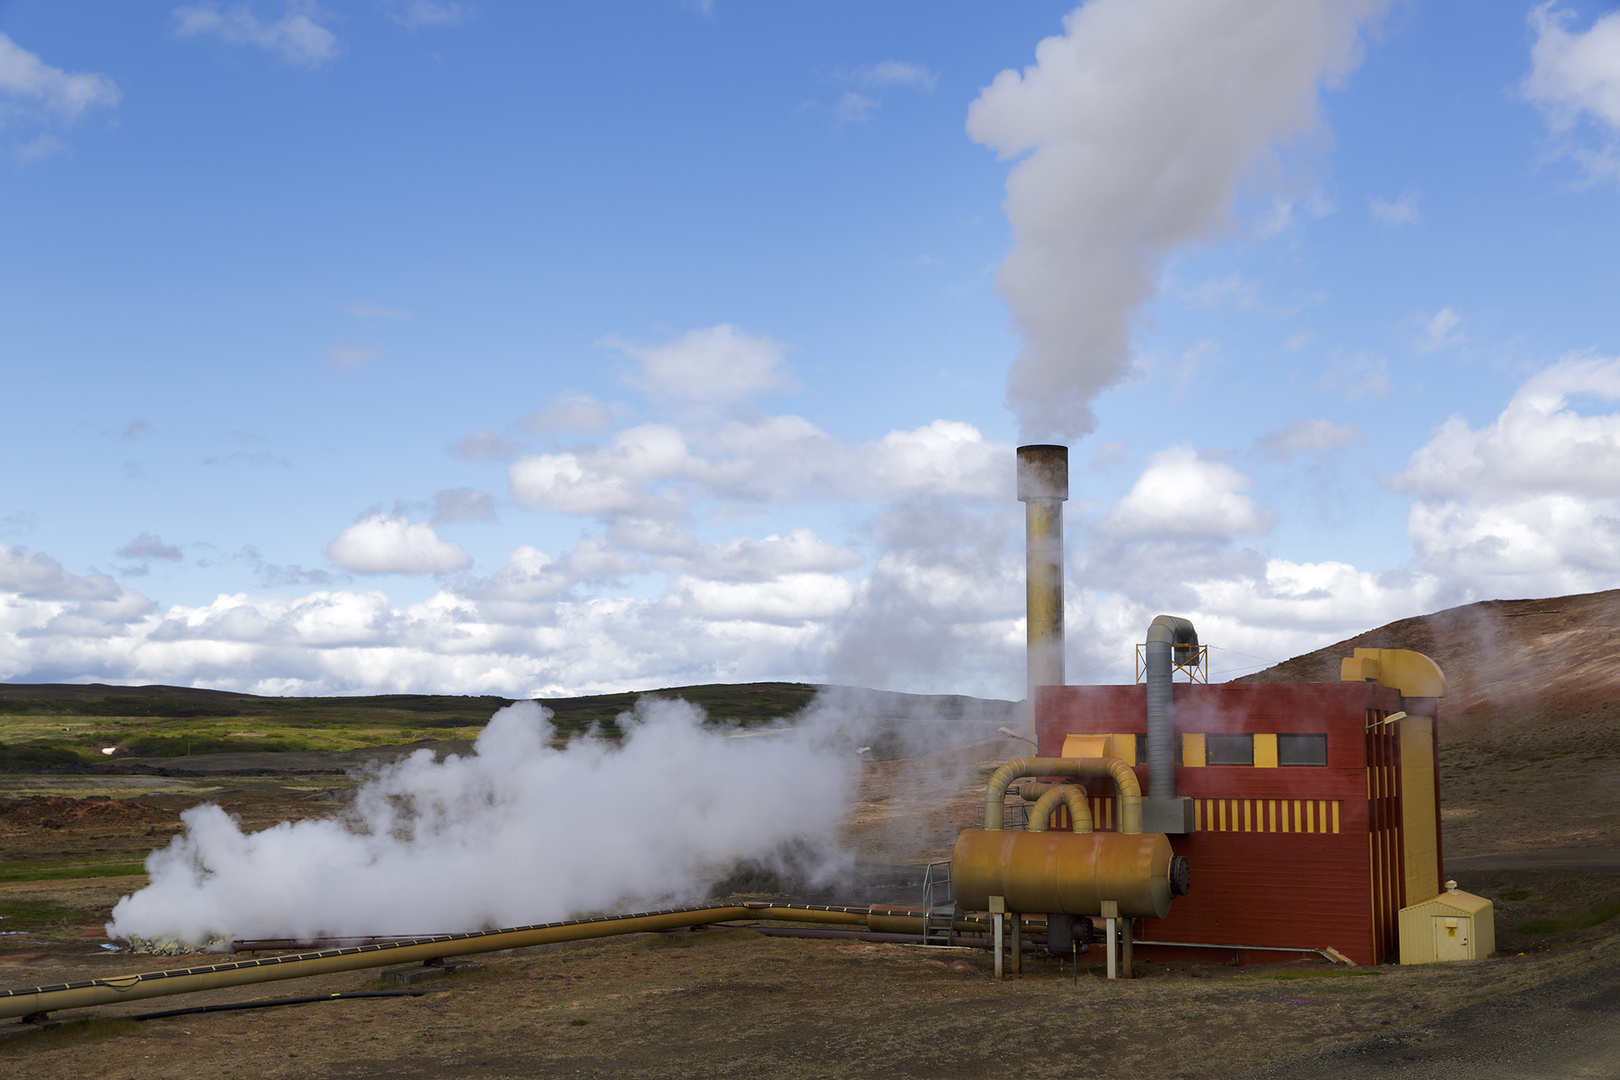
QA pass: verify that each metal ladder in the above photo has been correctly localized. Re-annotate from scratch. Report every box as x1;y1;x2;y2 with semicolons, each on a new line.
921;860;955;946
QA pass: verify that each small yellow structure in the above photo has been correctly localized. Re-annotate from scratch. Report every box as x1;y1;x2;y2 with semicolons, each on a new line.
1399;881;1494;964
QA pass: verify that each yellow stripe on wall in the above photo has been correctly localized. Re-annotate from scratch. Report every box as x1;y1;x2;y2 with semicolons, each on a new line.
1191;799;1342;833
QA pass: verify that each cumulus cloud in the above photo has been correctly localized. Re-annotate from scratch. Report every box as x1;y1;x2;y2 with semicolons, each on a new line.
1369;188;1422;226
1259;419;1362;460
174;3;341;68
326;514;473;575
967;0;1386;440
685;529;864;583
613;324;792;403
508;424;698;517
0;33;120;161
1395;353;1620;596
117;533;184;562
1100;446;1273;540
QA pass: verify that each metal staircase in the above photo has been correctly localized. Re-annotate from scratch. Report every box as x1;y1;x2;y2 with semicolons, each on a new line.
921;860;955;946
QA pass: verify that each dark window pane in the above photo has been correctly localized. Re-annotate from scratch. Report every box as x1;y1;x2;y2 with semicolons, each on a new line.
1278;733;1328;766
1206;734;1253;766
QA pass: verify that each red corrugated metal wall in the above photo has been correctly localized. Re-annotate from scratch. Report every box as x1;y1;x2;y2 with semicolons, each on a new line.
1035;681;1409;965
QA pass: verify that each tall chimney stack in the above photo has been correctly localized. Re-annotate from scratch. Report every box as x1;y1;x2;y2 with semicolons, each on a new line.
1017;445;1068;731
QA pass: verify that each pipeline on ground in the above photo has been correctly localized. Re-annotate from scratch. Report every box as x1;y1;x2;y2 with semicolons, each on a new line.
0;902;1048;1022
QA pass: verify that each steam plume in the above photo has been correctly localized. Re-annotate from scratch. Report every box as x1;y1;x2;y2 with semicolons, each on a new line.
967;0;1387;440
107;699;855;945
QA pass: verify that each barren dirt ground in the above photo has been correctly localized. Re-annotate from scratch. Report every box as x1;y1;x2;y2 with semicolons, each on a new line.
2;735;1619;1079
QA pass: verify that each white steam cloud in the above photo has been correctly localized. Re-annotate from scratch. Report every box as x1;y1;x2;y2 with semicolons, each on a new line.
967;0;1386;440
107;699;856;945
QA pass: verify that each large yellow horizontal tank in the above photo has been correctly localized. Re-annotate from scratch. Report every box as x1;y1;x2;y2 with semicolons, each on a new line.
951;828;1176;919
1398;881;1494;964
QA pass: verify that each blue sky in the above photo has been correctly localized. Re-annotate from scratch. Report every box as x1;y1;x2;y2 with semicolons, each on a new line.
2;1;1618;698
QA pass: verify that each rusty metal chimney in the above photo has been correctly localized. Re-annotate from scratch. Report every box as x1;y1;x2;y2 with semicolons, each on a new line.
1017;445;1068;727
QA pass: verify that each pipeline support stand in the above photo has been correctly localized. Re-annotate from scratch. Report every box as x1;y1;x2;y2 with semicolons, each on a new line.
1102;900;1118;980
1010;914;1021;976
990;896;1005;979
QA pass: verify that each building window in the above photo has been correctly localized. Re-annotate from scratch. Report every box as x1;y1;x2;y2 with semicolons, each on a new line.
1205;734;1254;766
1277;733;1328;766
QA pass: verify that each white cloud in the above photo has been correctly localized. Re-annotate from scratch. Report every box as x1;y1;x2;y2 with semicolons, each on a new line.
613;324;792;403
836;91;877;125
326;514;473;575
1395;354;1620;596
0;33;120;161
966;0;1386;440
452;429;524;461
431;488;496;524
672;572;857;626
1413;307;1463;353
685;529;863;583
1523;4;1620;181
864;420;1007;499
1369;188;1421;226
1259;418;1362;460
520;392;613;433
1524;4;1620;131
1100;446;1273;540
508;424;698;517
117;533;185;562
853;60;937;92
0;33;120;121
174;3;340;69
832;60;936;125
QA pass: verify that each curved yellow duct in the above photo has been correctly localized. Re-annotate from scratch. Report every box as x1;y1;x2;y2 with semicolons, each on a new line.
1025;784;1092;834
984;757;1141;834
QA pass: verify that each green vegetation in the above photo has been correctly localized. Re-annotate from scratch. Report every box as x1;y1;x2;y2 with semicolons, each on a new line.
0;897;103;942
1497;889;1532;901
0;743;86;769
541;682;819;739
1515;900;1620;935
0;857;147;883
0;680;1013;767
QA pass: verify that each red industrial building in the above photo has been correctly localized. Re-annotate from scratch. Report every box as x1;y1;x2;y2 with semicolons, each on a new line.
1032;646;1447;967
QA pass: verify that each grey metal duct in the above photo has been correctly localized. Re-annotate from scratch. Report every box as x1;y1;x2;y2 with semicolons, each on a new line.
1141;615;1198;834
1017;445;1068;713
1145;615;1197;799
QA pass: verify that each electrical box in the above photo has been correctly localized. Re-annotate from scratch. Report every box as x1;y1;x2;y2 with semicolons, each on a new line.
1398;882;1494;964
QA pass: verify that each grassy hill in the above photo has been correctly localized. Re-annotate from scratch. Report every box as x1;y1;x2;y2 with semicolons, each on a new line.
0;680;1017;770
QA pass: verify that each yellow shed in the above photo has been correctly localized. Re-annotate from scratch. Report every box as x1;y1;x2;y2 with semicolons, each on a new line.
1399;881;1494;964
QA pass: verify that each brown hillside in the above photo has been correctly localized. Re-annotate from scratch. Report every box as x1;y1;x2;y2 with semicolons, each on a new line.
1236;588;1620;741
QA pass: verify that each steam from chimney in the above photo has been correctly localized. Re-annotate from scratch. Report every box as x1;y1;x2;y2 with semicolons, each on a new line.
967;0;1387;441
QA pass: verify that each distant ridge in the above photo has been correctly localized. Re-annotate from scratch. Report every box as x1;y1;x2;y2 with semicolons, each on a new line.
1236;588;1620;739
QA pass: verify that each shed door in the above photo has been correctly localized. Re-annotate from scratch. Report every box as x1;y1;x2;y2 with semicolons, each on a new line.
1433;916;1469;961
